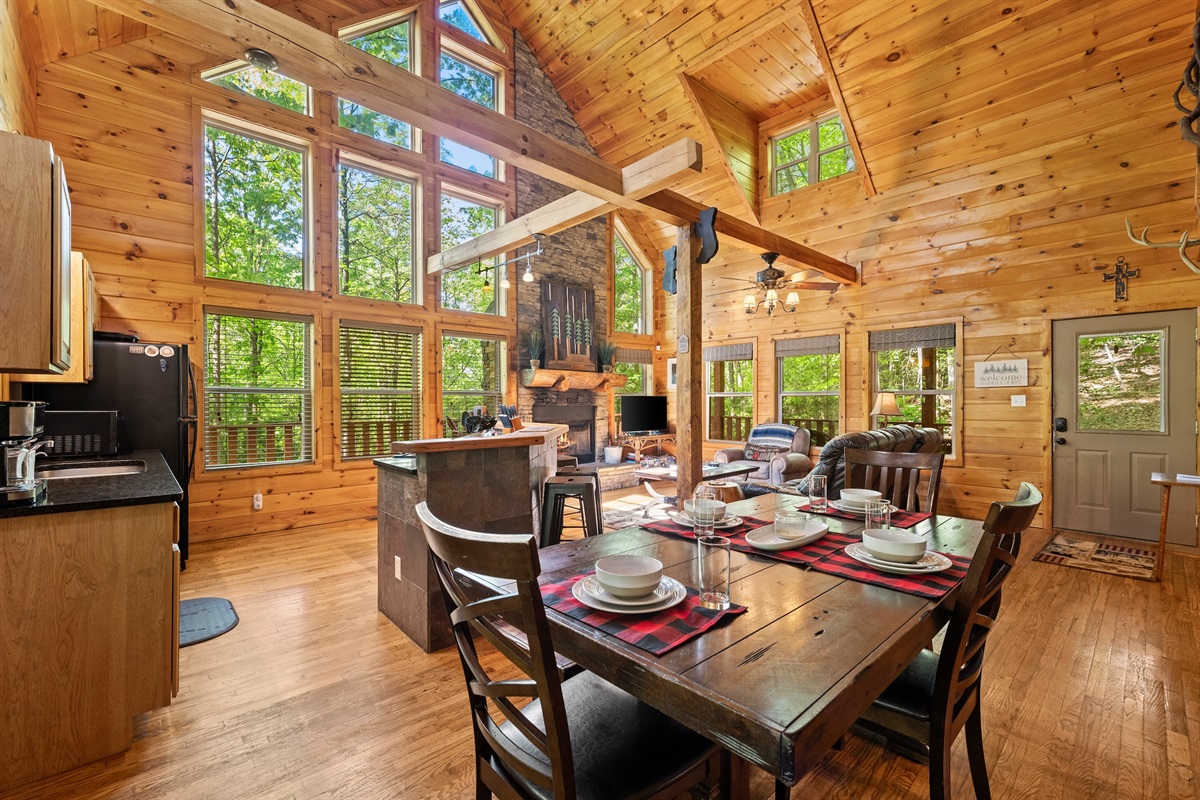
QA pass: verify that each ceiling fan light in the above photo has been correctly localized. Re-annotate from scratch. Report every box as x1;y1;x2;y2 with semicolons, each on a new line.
785;291;800;306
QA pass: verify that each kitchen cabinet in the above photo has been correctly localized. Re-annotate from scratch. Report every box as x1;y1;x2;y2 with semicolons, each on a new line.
9;252;97;383
0;130;72;374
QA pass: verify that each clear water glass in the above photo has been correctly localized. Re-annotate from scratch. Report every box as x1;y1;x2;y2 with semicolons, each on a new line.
808;474;828;514
691;485;718;537
865;499;891;530
696;534;731;610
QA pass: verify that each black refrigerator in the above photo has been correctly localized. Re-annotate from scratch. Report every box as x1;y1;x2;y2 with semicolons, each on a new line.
33;339;197;565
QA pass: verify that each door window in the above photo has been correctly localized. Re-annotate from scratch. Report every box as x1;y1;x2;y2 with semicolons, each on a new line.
1076;331;1165;433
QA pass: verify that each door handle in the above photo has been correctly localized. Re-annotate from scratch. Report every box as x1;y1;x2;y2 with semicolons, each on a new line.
1055;437;1067;445
1054;417;1068;432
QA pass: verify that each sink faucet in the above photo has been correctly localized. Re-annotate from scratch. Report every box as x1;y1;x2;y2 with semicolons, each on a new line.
17;439;54;485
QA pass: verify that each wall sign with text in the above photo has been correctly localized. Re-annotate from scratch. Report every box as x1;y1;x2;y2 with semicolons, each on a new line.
975;358;1028;387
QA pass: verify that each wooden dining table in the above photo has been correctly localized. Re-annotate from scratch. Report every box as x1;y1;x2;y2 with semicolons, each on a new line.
518;491;985;797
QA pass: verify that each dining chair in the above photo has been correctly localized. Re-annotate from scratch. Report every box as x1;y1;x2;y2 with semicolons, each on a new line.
851;482;1043;800
844;448;946;513
415;501;728;800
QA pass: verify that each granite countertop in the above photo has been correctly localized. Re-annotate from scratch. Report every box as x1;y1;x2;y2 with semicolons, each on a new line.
390;423;568;454
0;449;183;519
374;454;418;475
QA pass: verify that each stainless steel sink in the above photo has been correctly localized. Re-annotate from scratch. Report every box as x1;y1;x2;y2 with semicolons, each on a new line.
35;459;147;480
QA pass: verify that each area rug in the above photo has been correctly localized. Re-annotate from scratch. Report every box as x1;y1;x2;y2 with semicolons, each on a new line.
1032;534;1156;580
179;597;239;647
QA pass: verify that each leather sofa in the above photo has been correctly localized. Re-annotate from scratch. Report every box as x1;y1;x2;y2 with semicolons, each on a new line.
712;423;813;485
746;425;943;499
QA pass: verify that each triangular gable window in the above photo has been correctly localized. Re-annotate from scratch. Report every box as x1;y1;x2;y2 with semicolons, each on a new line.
439;1;490;45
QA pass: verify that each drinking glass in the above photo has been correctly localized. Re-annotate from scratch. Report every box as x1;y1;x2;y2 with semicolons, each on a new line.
865;499;891;530
691;485;718;538
696;534;731;610
808;474;828;514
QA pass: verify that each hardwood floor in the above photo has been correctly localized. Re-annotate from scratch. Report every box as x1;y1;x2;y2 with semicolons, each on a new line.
1;488;1195;800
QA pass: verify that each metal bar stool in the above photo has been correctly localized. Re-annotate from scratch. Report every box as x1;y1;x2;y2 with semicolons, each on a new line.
557;467;605;513
540;475;602;547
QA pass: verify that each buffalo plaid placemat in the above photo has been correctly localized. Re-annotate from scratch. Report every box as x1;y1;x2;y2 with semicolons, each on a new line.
641;515;770;539
645;517;859;567
807;547;970;599
796;502;932;529
540;574;747;656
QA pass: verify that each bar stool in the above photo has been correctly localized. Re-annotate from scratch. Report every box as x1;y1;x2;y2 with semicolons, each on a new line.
540;475;602;547
557;467;605;511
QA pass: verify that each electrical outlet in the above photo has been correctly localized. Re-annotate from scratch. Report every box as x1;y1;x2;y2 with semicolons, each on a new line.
252;492;263;510
1010;395;1026;407
394;555;402;580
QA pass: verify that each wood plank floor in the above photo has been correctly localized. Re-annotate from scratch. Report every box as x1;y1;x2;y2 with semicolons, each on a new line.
2;487;1196;800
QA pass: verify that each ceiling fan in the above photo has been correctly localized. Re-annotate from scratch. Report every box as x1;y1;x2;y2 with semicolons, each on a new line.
726;252;840;316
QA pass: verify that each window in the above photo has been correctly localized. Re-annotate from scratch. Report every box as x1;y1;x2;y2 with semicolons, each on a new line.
203;62;310;114
439;1;489;43
204;310;313;468
613;232;651;334
337;159;417;303
339;18;414;148
777;335;840;446
439;51;499;177
339;323;421;459
771;114;855;195
440;191;502;314
613;348;651;434
442;334;504;435
870;324;956;455
705;343;754;442
203;122;306;288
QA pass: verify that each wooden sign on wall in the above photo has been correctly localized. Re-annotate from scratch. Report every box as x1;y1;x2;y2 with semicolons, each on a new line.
975;358;1029;387
542;281;596;370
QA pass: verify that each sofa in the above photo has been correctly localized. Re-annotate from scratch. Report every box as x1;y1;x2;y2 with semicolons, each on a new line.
745;425;943;499
712;423;813;485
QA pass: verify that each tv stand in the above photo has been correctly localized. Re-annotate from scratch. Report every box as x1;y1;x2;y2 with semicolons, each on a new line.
616;432;675;460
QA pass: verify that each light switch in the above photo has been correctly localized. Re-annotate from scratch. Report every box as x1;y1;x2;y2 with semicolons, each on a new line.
1010;395;1026;407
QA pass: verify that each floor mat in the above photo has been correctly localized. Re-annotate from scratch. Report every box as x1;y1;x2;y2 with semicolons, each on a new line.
180;597;239;647
1032;533;1156;580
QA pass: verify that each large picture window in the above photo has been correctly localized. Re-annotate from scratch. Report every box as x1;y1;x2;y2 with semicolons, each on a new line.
203;122;307;288
613;232;651;335
440;191;502;315
339;323;421;459
337;159;417;304
442;334;504;435
771;113;855;195
777;335;840;445
439;50;500;176
204;310;313;468
870;324;956;455
339;18;415;148
705;343;754;442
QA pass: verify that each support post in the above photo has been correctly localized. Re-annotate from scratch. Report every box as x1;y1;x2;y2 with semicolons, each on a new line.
675;224;704;501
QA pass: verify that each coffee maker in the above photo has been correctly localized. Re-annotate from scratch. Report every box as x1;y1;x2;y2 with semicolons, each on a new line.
0;401;52;505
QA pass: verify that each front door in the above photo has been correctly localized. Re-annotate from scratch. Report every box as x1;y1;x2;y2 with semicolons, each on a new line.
1052;310;1197;543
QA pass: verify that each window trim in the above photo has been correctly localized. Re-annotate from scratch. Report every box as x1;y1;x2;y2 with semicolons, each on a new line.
770;111;854;196
866;318;964;465
611;216;654;337
335;317;423;465
775;334;843;446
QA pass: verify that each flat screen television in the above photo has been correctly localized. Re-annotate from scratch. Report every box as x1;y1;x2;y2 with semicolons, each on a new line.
620;395;668;434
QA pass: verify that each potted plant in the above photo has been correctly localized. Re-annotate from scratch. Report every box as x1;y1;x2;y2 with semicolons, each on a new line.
524;329;544;370
596;340;617;373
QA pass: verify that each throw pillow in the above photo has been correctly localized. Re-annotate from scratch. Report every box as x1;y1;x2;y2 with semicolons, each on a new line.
745;443;787;462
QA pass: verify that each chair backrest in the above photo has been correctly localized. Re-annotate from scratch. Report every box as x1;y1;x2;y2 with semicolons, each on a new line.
934;483;1042;742
415;502;576;799
800;425;942;498
844;447;946;513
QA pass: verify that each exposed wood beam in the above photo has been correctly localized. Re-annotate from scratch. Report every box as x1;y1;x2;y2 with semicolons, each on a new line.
428;138;702;274
798;0;877;197
674;224;704;502
89;0;633;201
678;74;760;224
640;191;859;284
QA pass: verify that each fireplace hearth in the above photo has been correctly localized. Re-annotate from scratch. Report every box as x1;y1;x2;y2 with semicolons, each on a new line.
532;404;596;463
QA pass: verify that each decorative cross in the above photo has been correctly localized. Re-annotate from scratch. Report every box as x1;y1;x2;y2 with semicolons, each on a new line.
1103;256;1139;301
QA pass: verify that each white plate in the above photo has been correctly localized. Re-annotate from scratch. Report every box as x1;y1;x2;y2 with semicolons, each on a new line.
576;574;678;607
668;511;744;529
828;499;896;517
745;522;828;551
572;575;687;614
845;543;953;574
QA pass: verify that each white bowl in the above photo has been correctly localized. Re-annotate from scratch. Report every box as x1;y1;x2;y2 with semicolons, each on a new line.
861;529;927;563
683;498;727;524
594;555;664;598
839;488;882;508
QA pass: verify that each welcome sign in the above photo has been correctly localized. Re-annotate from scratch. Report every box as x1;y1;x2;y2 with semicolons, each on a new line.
975;358;1029;387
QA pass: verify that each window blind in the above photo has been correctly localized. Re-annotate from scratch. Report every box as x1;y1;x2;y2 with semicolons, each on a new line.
703;343;754;362
614;347;652;364
869;324;955;351
339;323;422;459
776;335;839;358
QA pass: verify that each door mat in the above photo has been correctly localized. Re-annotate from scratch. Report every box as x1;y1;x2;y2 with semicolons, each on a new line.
180;597;239;647
1032;534;1156;580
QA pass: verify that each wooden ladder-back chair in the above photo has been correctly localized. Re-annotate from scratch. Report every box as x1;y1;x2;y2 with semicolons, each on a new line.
414;502;726;800
844;448;947;513
853;482;1043;800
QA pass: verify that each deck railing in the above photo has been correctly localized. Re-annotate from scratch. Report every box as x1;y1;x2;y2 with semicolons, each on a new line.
207;422;305;466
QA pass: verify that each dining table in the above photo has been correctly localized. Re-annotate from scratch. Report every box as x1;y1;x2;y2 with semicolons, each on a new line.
493;491;986;798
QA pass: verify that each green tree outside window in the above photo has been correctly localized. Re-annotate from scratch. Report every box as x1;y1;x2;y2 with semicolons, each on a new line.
440;193;500;314
613;234;648;334
338;163;416;303
339;20;413;148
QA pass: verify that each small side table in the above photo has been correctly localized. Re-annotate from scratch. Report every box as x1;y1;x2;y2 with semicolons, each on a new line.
1149;472;1200;582
701;479;745;504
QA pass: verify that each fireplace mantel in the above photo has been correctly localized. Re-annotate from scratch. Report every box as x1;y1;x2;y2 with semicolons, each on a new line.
521;368;628;391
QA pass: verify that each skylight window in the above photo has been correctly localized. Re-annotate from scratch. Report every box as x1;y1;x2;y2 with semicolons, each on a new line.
439;1;488;43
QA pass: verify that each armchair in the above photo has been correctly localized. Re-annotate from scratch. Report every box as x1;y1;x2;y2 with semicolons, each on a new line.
713;423;813;484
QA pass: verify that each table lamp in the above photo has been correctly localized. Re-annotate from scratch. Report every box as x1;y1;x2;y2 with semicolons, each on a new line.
870;391;901;428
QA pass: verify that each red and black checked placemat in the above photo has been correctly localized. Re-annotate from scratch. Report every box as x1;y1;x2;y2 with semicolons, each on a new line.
643;516;859;567
807;548;971;599
641;516;770;539
540;574;747;656
795;502;932;529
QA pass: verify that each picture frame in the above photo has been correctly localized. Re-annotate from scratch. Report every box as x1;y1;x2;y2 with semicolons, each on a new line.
666;357;678;390
541;280;596;370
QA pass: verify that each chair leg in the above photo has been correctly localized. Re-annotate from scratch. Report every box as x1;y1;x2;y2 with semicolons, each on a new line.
775;779;790;800
929;724;951;800
965;704;992;800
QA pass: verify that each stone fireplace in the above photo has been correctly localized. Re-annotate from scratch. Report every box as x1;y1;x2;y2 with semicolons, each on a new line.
532;404;596;463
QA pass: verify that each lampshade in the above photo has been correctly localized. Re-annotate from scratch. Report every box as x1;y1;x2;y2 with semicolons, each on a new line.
870;391;901;417
784;291;800;306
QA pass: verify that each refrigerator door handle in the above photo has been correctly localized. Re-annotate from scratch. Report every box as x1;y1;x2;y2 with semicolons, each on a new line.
184;359;198;482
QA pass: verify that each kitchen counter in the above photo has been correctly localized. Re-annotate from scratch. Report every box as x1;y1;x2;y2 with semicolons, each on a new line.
0;449;182;519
